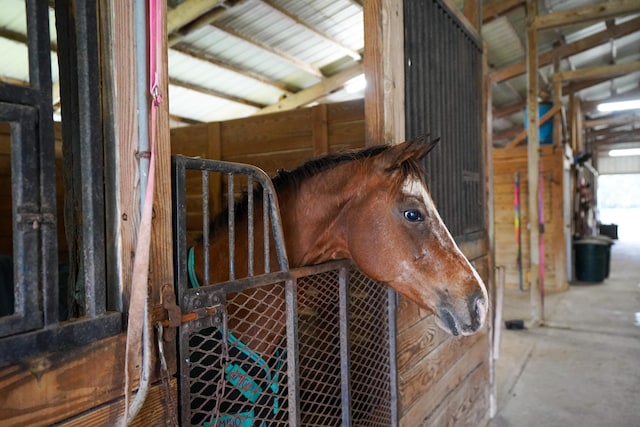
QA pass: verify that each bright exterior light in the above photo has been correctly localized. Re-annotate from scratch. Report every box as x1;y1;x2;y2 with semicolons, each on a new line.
597;99;640;112
345;74;366;94
609;148;640;157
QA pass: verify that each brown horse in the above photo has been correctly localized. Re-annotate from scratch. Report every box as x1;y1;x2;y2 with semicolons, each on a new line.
190;137;488;338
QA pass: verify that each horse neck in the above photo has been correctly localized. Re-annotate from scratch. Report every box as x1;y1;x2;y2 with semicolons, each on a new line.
278;163;359;267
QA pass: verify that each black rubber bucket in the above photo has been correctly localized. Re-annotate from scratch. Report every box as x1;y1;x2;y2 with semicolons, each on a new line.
574;239;608;283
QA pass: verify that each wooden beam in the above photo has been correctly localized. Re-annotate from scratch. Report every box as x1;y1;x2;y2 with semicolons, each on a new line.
525;0;542;325
259;0;362;61
168;4;227;46
169;77;265;108
363;0;404;146
506;104;560;148
255;62;363;115
490;16;640;82
167;0;222;34
584;113;640;129
171;44;295;94
494;100;526;118
581;88;640;112
212;22;323;77
535;0;640;31
553;61;640;82
482;0;525;24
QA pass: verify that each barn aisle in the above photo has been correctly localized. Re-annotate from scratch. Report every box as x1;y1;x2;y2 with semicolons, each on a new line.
490;239;640;426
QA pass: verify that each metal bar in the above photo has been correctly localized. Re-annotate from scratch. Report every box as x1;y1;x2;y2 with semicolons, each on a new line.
263;189;270;274
247;176;254;276
285;278;300;427
171;156;191;426
338;266;352;427
202;171;210;286
28;0;57;326
0;106;42;337
227;173;235;280
387;288;399;427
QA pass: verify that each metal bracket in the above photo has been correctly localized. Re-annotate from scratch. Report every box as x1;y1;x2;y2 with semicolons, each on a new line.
161;284;181;342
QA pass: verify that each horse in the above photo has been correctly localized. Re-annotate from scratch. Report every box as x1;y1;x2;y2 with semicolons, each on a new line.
185;136;488;424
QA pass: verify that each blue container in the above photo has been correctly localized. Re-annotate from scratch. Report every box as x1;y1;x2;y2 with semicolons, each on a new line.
524;102;554;145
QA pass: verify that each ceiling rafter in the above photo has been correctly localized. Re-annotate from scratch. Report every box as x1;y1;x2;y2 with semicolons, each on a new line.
255;62;363;115
171;43;295;94
482;0;525;24
490;16;640;83
554;61;640;82
534;0;640;31
211;22;324;77
167;0;224;35
259;0;362;61
584;113;640;129
169;77;265;108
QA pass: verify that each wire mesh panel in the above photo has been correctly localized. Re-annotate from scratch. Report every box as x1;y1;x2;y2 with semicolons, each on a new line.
180;266;394;427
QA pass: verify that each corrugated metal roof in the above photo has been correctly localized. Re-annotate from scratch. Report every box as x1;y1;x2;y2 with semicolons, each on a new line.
0;0;637;155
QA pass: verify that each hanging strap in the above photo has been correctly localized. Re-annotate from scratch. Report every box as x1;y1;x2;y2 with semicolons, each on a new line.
122;0;163;424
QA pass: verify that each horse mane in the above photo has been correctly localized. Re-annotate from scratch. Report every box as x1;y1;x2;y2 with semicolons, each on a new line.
271;145;389;192
203;144;425;238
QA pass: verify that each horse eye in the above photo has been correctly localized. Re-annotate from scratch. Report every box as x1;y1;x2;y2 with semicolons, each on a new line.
404;209;424;222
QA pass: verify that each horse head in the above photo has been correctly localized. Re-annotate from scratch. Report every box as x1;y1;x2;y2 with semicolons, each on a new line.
342;137;488;336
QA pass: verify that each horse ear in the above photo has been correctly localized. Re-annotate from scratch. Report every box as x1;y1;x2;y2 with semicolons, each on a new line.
385;135;439;167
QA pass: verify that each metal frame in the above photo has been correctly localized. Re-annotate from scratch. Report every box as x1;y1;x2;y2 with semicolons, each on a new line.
0;0;121;366
172;156;399;426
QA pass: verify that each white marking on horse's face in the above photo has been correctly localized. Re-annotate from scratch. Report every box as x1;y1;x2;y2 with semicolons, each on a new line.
400;176;489;327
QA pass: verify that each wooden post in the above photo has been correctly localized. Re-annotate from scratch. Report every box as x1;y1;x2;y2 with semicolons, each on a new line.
553;55;568;291
526;0;542;325
363;0;405;146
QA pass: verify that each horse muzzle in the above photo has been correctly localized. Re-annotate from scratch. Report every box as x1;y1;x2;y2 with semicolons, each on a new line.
434;289;487;336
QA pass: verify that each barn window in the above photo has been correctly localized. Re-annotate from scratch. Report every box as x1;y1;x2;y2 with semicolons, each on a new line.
0;0;121;365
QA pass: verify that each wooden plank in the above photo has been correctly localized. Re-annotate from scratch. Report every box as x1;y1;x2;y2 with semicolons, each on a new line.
534;0;640;30
553;61;640;82
57;381;177;426
421;356;490;426
398;327;487;414
312;104;329;156
399;335;489;426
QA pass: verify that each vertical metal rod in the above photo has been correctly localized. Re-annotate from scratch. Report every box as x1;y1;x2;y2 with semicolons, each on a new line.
202;171;210;286
285;278;300;427
247;176;254;276
227;173;235;280
388;287;399;427
338;266;352;427
263;190;270;274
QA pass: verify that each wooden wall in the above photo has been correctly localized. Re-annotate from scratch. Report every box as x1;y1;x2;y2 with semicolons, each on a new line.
493;145;568;291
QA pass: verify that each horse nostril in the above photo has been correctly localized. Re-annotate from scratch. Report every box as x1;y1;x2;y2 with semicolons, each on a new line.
470;291;487;323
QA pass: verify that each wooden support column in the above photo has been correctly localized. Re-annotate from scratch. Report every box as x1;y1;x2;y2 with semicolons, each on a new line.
526;0;543;325
553;54;568;291
363;0;404;146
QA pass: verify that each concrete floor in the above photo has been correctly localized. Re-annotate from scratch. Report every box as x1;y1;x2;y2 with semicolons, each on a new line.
489;239;640;427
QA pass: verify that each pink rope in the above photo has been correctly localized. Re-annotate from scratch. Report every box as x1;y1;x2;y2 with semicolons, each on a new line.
123;0;163;423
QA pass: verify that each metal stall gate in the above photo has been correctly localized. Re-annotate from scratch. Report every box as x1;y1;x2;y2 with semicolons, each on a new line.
172;156;398;426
